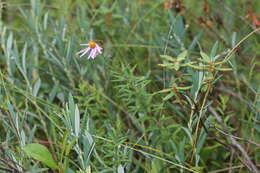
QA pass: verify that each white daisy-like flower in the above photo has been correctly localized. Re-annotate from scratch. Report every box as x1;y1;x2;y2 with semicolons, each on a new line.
77;40;102;59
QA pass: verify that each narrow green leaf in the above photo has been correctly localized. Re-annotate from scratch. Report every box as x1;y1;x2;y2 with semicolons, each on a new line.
74;105;80;137
231;32;237;48
8;102;19;132
214;67;232;71
33;79;41;96
69;93;75;132
200;51;210;61
160;55;174;61
196;129;207;154
210;41;218;60
158;63;174;67
177;50;187;61
163;92;174;101
22;43;27;75
157;88;172;93
7;33;13;53
82;131;95;167
43;13;49;30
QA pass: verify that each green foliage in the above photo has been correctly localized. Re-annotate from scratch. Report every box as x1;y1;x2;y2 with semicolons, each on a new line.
1;0;260;173
23;143;59;169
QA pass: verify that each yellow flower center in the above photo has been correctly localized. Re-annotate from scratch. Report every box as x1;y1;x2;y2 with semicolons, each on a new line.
88;41;96;48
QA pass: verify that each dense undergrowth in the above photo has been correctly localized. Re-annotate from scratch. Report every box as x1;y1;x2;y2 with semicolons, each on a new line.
0;0;260;172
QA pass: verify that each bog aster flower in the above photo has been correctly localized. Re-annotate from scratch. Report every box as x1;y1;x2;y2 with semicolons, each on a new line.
77;40;102;59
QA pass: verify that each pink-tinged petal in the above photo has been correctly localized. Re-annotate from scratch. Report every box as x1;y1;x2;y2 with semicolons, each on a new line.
91;49;98;59
88;49;95;59
79;47;90;57
96;44;102;49
77;47;88;55
95;45;102;54
92;52;98;59
92;49;98;59
97;48;102;54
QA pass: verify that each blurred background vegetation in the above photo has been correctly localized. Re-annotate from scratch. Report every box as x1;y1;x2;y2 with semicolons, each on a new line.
0;0;260;172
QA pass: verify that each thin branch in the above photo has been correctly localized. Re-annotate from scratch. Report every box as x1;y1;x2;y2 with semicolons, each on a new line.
208;165;244;173
217;85;258;112
229;148;235;173
214;126;260;147
209;106;259;173
0;166;15;172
